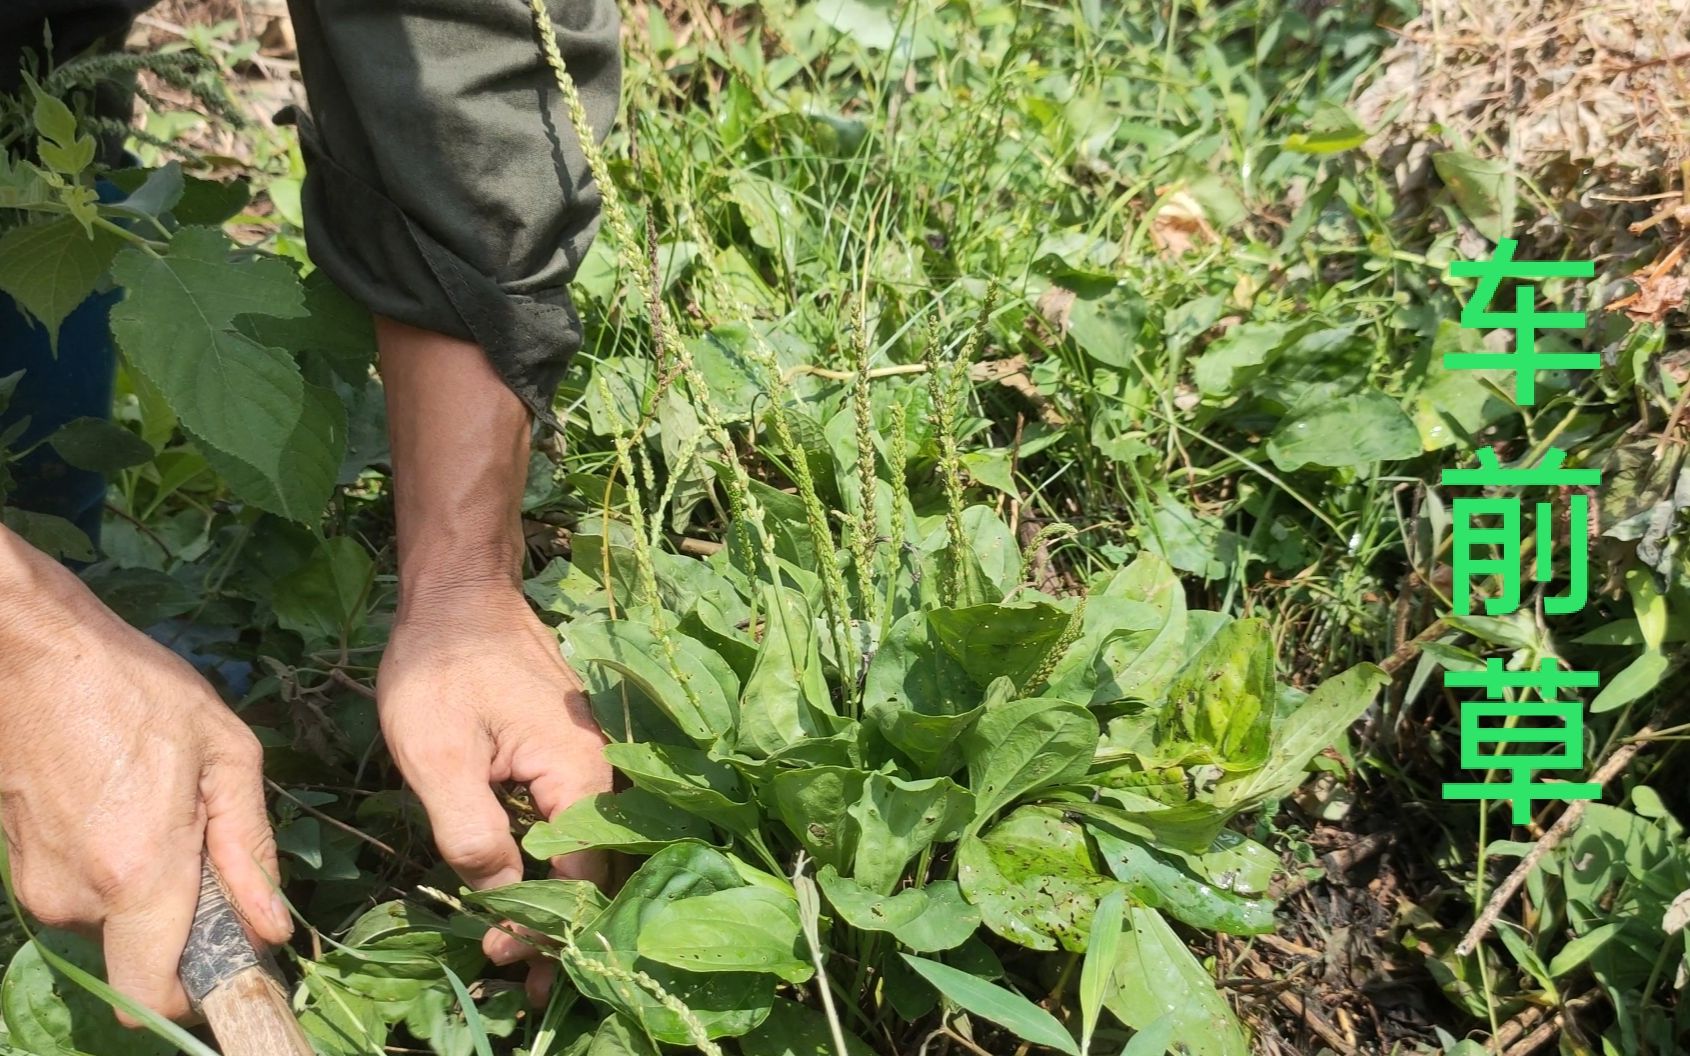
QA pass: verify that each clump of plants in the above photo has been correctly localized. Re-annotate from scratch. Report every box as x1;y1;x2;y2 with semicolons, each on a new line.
280;16;1389;1055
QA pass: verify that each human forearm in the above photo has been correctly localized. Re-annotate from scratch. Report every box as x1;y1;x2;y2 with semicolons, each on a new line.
372;319;610;969
376;317;531;616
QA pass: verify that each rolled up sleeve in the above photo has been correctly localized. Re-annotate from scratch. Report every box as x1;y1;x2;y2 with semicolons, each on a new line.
280;0;619;419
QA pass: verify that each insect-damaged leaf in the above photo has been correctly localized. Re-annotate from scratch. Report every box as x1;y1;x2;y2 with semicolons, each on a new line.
848;773;974;895
1090;826;1275;935
816;867;979;952
767;765;866;872
1211;663;1387;811
958;806;1118;952
926;601;1073;690
1154;617;1274;772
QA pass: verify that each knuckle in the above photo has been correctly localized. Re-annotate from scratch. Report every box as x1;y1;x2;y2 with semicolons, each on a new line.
214;725;265;770
439;830;512;878
14;870;78;927
85;852;146;906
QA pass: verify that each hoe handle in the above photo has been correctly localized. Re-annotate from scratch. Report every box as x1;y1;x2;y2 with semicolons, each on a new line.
179;860;314;1056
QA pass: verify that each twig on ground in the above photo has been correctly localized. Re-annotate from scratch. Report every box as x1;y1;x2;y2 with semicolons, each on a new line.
1239;957;1356;1055
1455;729;1657;957
1499;991;1602;1056
1271;830;1393;900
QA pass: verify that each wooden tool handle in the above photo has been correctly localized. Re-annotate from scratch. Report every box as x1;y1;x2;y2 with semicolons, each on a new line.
180;860;315;1056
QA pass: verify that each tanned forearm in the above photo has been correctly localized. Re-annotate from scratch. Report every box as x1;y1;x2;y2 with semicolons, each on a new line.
374;317;532;617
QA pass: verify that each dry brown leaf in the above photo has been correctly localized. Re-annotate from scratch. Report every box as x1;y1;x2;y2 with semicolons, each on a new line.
1149;189;1216;257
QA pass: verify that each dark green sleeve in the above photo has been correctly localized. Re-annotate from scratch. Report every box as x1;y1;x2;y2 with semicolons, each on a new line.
280;0;620;421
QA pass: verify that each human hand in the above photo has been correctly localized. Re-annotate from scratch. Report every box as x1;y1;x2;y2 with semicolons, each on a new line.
0;536;290;1025
376;584;611;1003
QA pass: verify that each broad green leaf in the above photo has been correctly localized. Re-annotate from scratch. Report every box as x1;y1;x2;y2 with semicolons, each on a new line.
963;696;1098;827
729;174;800;268
899;955;1079;1056
460;879;609;935
1591;650;1670;713
1082;555;1189;704
584;1014;660;1056
569;843;774;1042
1628;567;1669;650
298;972;388;1056
2;933;174;1056
636;886;812;983
1090;828;1274;935
1154;618;1274;772
192;376;346;521
738;586;842;757
816;867;980;952
569;618;738;744
1546;922;1625;977
237;268;376;386
106;163;184;219
46;417;153;473
848;773;973;895
864;611;982;774
1284;102;1370;153
1433;150;1516;243
768;765;866;871
959;806;1118;952
1119;1015;1177;1056
1139;492;1238;581
1103;906;1247;1056
0;509;93;563
0;218;123;351
603;742;759;837
1265;390;1421;470
1079;888;1126;1056
1065;293;1144;369
110;228;324;518
814;0;942;57
738;997;875;1056
1213;663;1388;810
523;788;716;859
273;535;372;641
1191;321;1294;398
927;601;1073;690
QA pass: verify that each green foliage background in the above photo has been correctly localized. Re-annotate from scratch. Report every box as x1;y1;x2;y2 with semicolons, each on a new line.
1;0;1687;1053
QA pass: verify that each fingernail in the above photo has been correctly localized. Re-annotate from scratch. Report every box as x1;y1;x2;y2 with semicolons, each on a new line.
269;894;293;936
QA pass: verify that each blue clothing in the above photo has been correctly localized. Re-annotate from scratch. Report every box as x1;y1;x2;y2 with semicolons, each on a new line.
0;245;122;549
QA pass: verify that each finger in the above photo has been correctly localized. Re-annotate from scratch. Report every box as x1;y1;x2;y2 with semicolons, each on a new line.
399;736;524;891
525;959;559;1009
550;848;611;888
202;742;291;945
524;744;612;888
103;859;199;1027
483;923;532;966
